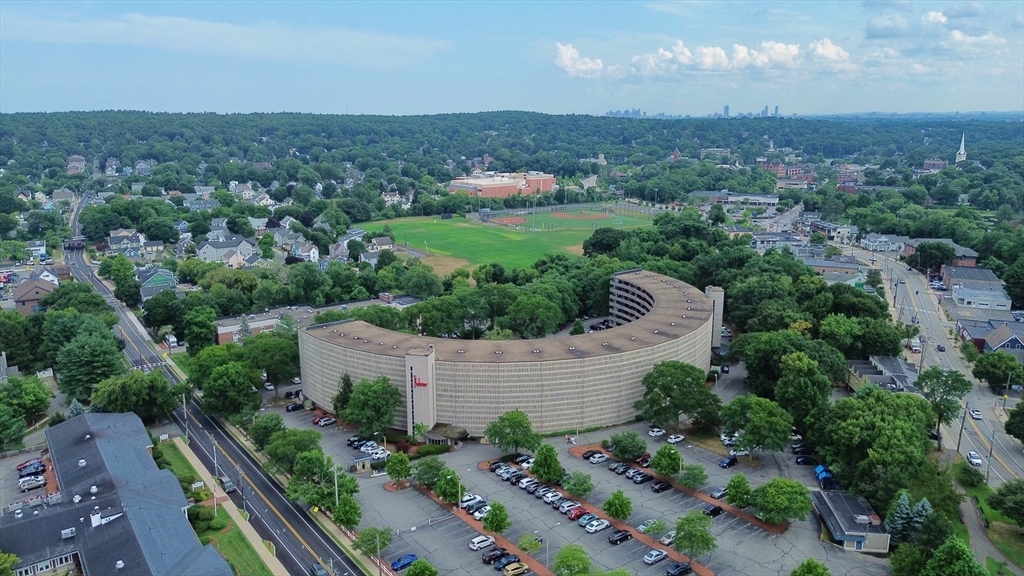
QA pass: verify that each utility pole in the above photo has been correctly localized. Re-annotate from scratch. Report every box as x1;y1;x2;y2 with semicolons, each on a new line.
182;393;188;442
376;533;382;576
334;463;339;507
985;428;997;484
238;466;246;514
955;407;968;453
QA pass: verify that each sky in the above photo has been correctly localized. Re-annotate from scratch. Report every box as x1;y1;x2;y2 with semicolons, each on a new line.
1;1;1022;116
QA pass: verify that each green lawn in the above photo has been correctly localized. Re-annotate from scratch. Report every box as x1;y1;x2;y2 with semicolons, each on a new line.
160;441;200;481
202;508;274;576
374;207;650;271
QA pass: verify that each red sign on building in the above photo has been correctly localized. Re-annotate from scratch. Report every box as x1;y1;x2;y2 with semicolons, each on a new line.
413;375;428;388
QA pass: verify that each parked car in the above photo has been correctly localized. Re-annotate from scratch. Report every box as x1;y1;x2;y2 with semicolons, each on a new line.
263;382;275;391
521;458;535;470
542;491;563;504
709;486;727;499
526;483;545;494
518;478;538;490
703;505;725;518
611;462;630;474
507;472;526;484
470;535;495;550
473;506;493;520
577;513;598;527
285;389;302;399
482;548;509;564
547;495;564;508
503;562;529;576
616;465;633;476
638;456;653;468
534;487;553;499
795;456;817;466
461;494;483;509
667;562;693;576
312;416;326;425
720;365;730;374
581;450;600;460
359;442;379;453
608;529;633;544
19;477;46;492
585;519;610;533
792;447;815;456
637;519;658;533
652;481;672;493
498;467;517;480
719;456;738;469
466;501;489;515
16;458;41;470
292;377;302;385
567;507;589;520
634;452;652;464
286;402;303;412
493;555;520;571
390;554;418;571
625;468;641;480
667;434;685;444
967;451;983;467
643;549;669;565
488;461;506;472
514;454;532;464
729;448;750;457
18;463;44;477
659;530;676;545
649;427;666;437
633;472;654;484
589;453;609;464
559;502;581;514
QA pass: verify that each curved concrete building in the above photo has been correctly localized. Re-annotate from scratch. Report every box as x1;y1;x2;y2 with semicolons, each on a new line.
298;270;715;437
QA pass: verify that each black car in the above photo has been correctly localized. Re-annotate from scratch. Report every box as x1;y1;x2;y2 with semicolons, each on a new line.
794;456;817;465
493;555;520;570
615;466;632;476
507;472;526;484
488;461;506;472
482;548;508;564
514;454;532;464
719;456;738;469
466;501;489;514
792;447;815;456
285;389;302;399
351;440;368;449
927;429;942;441
581;450;600;460
608;529;632;544
720;365;730;374
651;481;672;493
633;472;654;484
18;464;45;478
703;505;725;518
286;402;303;412
667;562;693;576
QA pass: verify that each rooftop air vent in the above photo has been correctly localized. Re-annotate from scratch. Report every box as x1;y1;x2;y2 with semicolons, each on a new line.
393;345;398;349
532;349;540;353
682;314;687;318
670;322;676;326
495;350;503;354
339;333;344;337
333;329;337;333
362;339;369;343
14;510;23;519
61;527;76;539
84;434;91;440
686;299;691;303
601;342;608;347
653;330;660;334
89;486;98;495
457;350;465;354
380;342;385;345
116;560;125;570
353;335;360;340
630;336;637;341
78;459;87;468
568;347;576;351
687;307;691;311
73;495;82;503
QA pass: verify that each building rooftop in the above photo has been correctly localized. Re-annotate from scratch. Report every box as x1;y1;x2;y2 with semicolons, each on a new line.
952;286;1011;302
302;270;713;363
812;491;887;541
802;258;860;270
944;266;1001;283
908;238;978;258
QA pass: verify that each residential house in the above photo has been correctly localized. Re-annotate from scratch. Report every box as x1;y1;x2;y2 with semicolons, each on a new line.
904;238;978;267
247;217;269;235
173;220;190;234
253;192;275;207
810;221;858;243
329;241;350;261
811;491;890;553
941;266;1003;290
30;269;60;286
293;243;319;263
43;264;72;282
222;249;246;269
210;217;228;232
52;188;75;202
183;198;220;211
142;240;164;256
13;279;56;315
27;240;47;258
243;254;270;269
105;228;145;257
369;236;393;252
280;216;298;230
0;413;232;576
194;185;215;197
750;233;802;251
196;236;257;265
859;234;910;253
137;266;178;302
802;257;861;276
360;252;379;267
268;227;305;250
131;182;145;193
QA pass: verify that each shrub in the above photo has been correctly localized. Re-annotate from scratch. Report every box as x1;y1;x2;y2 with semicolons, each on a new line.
396;440;411;454
370;459;388;470
956;462;985;488
416;444;451;457
208;517;228;531
601;439;610;448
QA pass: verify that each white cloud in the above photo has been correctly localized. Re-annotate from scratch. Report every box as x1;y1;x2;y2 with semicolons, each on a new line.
866;13;910;38
949;29;1006;48
0;12;450;68
923;11;947;24
808;38;850;61
945;2;985;19
554;43;605;78
731;41;801;69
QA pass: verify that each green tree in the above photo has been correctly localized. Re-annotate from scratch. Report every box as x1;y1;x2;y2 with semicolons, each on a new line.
0;311;38;370
242;332;299;386
183;306;218;354
56;332;125;401
553;543;592;576
913;513;953;554
570;318;585;335
775;352;832;432
187;343;242;390
1006;403;1024;444
518;532;542;556
331;493;362;529
809;232;826;245
343;376;402;436
0;404;27;451
434;469;465;505
650;444;682;477
989;479;1024;526
482;501;512;535
142;289;185;337
385;452;412;485
721;395;793;454
890;543;928;576
602;489;633;521
265;429;322;474
0;550;20;576
921;536;985;576
885;491;917;545
973;351;1024;393
412;456;447;488
608;430;648;461
333;373;354;416
498;293;561;338
90;371;177;422
484;410;541;457
708;204;727;225
673;509;717;560
107;254;135;286
0;375;52;424
202;362;259;416
530;443;564;484
725;473;754;509
114;279;142;308
644;518;669;538
752;478;812;525
633;360;722;428
791;558;830;576
405;559;439;576
916;367;973;444
402;265;444;298
352;526;393;558
912;241;956;271
679;464;708;489
248;413;286;450
562;471;595;499
258;233;275;258
66;398;86;417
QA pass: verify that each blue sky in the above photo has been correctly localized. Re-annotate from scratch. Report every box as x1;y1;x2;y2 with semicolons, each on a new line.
1;1;1021;115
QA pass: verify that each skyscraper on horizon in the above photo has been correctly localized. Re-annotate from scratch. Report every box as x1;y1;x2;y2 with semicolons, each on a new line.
724;105;729;118
774;105;779;117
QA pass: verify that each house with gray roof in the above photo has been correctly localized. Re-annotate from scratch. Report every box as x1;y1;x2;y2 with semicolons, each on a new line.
941;265;1002;290
183;198;220;211
196;236;256;264
0;413;232;576
811;491;890;553
906;238;979;267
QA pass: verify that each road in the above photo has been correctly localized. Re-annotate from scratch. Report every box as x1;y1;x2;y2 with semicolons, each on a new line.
849;244;1023;486
67;192;366;576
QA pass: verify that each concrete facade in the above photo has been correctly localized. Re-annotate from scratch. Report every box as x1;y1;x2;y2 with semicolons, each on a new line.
298;271;714;436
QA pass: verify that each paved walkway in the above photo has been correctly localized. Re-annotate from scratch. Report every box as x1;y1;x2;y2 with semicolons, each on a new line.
173;437;290;576
960;496;1022;575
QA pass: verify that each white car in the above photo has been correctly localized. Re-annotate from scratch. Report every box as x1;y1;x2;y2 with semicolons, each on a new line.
649;428;666;438
521;458;535;470
585;519;610;533
360;442;379;453
730;449;750;457
643;549;668;565
967;451;983;467
469;535;495;550
263;382;275;391
543;491;564;504
473;506;492;520
519;478;538;489
970;408;983;420
667;434;685;444
658;530;676;545
589;453;609;464
371;450;389;460
460;494;482;509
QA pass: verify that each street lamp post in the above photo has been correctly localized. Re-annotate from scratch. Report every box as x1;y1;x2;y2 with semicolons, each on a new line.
545;522;561;567
374;432;387;454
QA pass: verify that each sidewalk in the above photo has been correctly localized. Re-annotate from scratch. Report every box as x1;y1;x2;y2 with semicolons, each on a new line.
173;437;290;576
960;497;1023;575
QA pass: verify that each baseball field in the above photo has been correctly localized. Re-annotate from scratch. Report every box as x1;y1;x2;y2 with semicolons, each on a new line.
376;207;651;273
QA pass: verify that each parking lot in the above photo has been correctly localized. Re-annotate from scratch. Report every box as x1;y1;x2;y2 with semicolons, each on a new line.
1;451;55;510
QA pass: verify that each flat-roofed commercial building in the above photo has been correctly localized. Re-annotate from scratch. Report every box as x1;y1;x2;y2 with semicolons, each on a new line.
448;171;556;198
298;271;715;437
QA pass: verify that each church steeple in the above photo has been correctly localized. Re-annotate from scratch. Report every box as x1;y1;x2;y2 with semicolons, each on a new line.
955;132;967;163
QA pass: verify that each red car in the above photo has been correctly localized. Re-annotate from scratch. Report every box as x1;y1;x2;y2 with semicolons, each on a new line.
567;507;589;521
634;452;651;464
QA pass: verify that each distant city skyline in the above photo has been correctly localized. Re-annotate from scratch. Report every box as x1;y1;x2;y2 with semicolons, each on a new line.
1;1;1021;116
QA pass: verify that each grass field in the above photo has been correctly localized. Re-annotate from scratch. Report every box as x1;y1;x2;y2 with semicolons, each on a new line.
376;208;651;272
203;508;275;576
160;441;200;481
